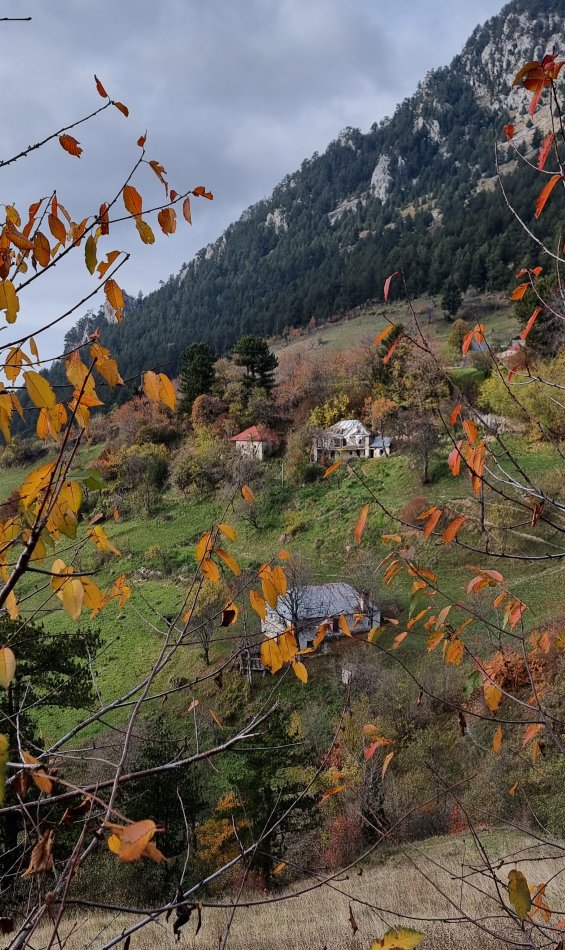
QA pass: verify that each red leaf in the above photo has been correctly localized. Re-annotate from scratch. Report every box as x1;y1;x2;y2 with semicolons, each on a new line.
503;124;515;140
94;75;108;98
137;131;147;148
521;306;542;341
383;271;399;302
535;173;561;220
537;132;555;170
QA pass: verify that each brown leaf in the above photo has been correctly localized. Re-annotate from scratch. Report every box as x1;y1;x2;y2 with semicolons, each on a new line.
348;904;358;935
22;830;55;877
113;101;129;117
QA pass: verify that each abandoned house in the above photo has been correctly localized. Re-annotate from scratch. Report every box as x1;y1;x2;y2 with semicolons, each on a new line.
312;419;393;463
230;424;281;461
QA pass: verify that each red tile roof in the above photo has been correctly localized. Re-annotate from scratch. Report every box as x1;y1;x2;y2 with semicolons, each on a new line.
231;425;281;444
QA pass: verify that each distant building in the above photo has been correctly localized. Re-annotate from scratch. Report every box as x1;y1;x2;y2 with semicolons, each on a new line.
312;419;393;463
231;425;281;461
497;337;526;362
261;582;380;652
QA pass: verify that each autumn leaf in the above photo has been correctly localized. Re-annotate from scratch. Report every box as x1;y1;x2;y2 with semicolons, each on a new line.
135;218;155;244
22;751;52;794
355;504;369;543
250;589;266;620
59;134;82;157
22;830;55;877
292;660;308;683
422;507;442;539
104;278;125;318
521;307;542;341
484;681;503;713
0;648;16;689
383;335;401;365
511;283;529;301
123;185;143;217
23;372;56;409
217;548;241;576
508;869;531;921
183;196;192;223
241;484;255;503
535;173;561;220
323;460;343;478
113;100;129;117
0;280;20;323
33;232;50;267
157;207;176;235
462;419;478;444
537;132;555;170
374;324;394;346
105;820;157;862
503;123;514;140
94;74;108;98
381;750;394;779
339;614;352;637
201;558;220;584
492;724;502;753
383;271;399;302
371;928;424;949
261;638;283;674
442;515;466;544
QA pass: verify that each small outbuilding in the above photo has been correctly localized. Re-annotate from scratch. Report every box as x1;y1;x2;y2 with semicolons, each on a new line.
231;425;281;461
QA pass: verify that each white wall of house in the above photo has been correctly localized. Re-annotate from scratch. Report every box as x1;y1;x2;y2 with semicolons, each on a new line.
234;439;277;461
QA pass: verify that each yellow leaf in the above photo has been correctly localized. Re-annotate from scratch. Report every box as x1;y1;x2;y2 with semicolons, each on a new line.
143;370;161;403
261;638;283;674
0;280;19;323
195;531;213;563
84;234;97;274
5;591;18;621
90;343;123;388
250;589;266;620
445;639;464;666
278;628;298;663
241;484;255;503
19;461;56;508
261;572;279;609
339;614;352;637
4;347;28;383
88;524;121;556
33;232;50;267
216;548;240;576
371;928;425;949
105;819;156;863
292;660;308;683
382;750;394;779
323;460;343;478
59;577;84;620
23;371;56;409
135;218;155;244
157;373;176;410
273;862;286;875
201;558;220;584
508;869;531;922
218;523;236;542
484;682;503;712
492;724;502;754
272;565;287;597
22;751;53;794
209;707;223;728
82;578;106;616
0;647;16;688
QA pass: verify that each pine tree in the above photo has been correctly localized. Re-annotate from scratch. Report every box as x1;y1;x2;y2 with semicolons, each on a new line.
232;335;278;393
179;342;216;412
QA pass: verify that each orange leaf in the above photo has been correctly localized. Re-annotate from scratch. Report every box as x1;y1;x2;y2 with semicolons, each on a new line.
492;724;502;753
94;74;108;98
137;131;147;147
383;336;401;365
449;403;462;426
442;515;466;544
355;504;369;543
537;132;555;170
462;419;478;444
113;101;129;117
422;508;442;539
59;134;82;157
339;614;352;637
241;484;255;503
323;460;343;478
535;173;561;220
182;196;192;224
511;283;529;301
523;723;543;746
374;324;394;346
123;185;142;217
521;307;542;341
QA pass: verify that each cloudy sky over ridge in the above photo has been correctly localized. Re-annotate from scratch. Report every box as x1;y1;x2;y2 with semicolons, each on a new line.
1;0;507;351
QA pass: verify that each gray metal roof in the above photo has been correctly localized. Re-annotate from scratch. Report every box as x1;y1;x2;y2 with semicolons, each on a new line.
271;583;364;622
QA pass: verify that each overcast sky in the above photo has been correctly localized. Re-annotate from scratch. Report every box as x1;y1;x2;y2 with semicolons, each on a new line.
1;0;506;356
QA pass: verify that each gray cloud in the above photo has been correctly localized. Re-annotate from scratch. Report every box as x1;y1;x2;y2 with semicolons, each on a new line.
1;0;505;356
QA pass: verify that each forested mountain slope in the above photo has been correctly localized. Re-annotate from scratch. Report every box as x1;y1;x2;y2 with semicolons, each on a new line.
62;0;565;388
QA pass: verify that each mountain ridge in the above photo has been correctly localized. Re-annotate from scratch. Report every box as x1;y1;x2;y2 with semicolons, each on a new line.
60;0;565;395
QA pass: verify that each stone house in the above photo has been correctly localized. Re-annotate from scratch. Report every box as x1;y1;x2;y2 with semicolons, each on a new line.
230;425;281;461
